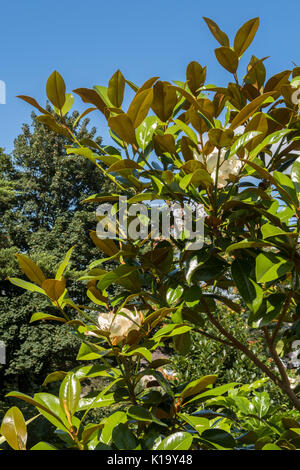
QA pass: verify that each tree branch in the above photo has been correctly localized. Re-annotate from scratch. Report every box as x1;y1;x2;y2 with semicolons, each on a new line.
195;328;234;348
270;293;292;346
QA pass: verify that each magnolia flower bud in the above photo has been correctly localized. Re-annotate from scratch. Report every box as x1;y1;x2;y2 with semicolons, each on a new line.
96;308;142;345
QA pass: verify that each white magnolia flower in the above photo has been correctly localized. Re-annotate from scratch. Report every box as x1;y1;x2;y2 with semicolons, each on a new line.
89;308;142;345
205;149;243;188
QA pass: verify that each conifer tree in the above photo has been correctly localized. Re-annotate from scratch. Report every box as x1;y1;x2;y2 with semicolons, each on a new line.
0;111;111;404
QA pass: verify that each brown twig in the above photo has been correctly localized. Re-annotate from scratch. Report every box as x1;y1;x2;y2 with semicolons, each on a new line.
270;293;292;346
205;311;282;386
263;326;300;411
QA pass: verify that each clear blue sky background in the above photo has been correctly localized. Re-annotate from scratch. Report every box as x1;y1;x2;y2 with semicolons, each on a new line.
1;0;299;153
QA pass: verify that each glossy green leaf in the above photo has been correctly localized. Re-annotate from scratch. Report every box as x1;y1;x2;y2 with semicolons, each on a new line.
256;252;294;283
180;169;213;189
187;383;239;404
232;259;263;313
178;413;209;434
254;293;285;327
112;423;137;450
33;393;70;431
226;240;270;253
229;131;261;157
264;70;291;93
136;116;160;150
76;343;110;361
249;129;292;159
202;429;236;449
77;393;115;411
101;411;127;444
208;128;234;147
252;392;270;418
55;246;75;280
291;156;300;189
30;312;66;323
6;392;68;432
122;347;152;363
0;407;27;450
154;133;176;154
97;265;140;292
86;287;107;306
108;70;125;108
42;371;67;386
273;171;298;206
127;406;167;427
152;323;192;339
233;396;254;414
128;192;160;203
94;85;113;108
174;118;198;144
180;375;217;400
8;277;46;295
173;331;192;355
66;146;97;163
261;224;294;239
53;93;74;116
46;71;66;109
262;443;282;450
166;285;184;305
90;231;119;256
157;432;193;450
59;373;81;417
31;441;57;450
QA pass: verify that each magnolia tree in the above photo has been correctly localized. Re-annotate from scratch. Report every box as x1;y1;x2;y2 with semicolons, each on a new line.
1;17;300;451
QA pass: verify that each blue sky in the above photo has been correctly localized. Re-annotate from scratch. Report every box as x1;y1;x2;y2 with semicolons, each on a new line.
0;0;299;153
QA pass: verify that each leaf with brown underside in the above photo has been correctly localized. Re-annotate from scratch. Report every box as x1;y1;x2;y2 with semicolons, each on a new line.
108;113;136;144
42;278;66;301
229;92;275;129
234;18;260;57
203;17;230;47
127;88;153;128
215;47;239;74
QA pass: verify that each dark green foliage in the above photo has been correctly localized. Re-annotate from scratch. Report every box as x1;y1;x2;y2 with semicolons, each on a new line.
0;151;19;278
172;307;289;407
0;111;111;434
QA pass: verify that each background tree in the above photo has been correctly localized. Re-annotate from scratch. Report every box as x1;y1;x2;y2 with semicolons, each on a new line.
0;111;112;422
0;150;19;279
